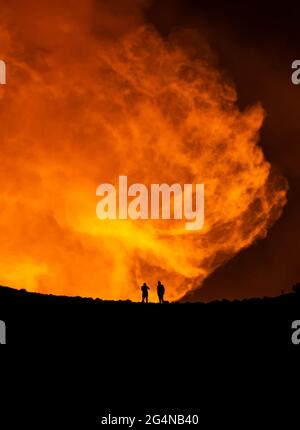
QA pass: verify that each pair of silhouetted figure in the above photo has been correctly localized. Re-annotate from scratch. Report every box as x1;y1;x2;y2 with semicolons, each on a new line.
141;281;165;303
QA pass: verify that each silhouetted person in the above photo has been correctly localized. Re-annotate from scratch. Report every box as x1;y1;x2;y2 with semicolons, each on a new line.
157;280;165;303
141;282;150;303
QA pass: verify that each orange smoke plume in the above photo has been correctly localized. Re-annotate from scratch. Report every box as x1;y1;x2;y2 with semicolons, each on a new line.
0;0;287;301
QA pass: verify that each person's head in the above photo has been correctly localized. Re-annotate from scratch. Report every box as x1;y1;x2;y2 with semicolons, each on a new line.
157;281;161;286
143;282;147;286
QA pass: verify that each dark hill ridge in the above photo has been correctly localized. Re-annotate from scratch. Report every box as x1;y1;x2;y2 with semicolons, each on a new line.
1;284;300;348
1;283;300;305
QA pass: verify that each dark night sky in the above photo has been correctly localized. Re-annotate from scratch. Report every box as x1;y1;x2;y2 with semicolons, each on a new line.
146;0;300;301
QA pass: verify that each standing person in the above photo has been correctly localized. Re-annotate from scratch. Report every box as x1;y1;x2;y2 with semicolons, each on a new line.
157;281;165;303
141;282;150;303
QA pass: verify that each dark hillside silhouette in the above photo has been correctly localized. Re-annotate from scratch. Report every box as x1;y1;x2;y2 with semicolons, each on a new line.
1;283;300;349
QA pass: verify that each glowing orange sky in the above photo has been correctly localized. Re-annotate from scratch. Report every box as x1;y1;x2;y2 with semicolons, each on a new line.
0;0;287;301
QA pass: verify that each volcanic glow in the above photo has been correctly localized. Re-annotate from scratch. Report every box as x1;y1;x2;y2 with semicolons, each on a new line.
0;1;287;301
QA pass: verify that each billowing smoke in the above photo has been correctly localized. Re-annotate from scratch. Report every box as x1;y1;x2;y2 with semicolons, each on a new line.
0;0;287;300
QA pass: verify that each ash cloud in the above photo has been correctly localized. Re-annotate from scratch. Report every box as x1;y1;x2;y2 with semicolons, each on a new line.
0;0;287;301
